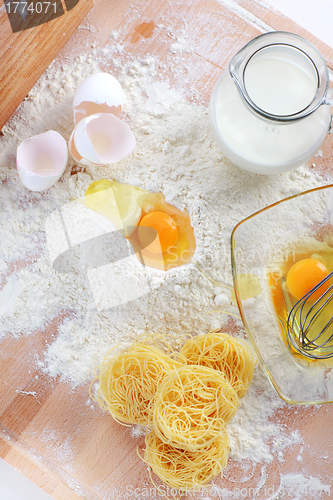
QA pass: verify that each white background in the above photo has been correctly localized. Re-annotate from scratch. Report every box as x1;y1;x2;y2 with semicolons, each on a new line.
0;458;53;499
263;0;333;49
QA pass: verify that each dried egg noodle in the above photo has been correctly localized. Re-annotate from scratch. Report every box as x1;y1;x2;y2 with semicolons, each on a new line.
94;343;182;425
152;365;239;451
179;332;255;398
92;332;255;491
144;430;229;489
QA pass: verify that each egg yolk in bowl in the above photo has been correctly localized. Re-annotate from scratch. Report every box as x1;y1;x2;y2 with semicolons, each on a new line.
286;258;329;302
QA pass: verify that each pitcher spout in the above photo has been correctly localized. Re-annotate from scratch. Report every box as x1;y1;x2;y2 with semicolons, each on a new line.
229;48;246;94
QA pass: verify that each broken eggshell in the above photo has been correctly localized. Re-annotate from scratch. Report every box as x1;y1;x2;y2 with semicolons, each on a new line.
17;130;68;192
73;72;124;125
68;112;136;167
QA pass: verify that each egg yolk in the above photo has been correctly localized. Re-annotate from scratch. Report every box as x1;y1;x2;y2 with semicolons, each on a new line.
138;211;179;254
84;179;196;271
286;258;329;302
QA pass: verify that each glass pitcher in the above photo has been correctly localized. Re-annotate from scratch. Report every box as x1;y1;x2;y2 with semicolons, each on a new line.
209;32;333;175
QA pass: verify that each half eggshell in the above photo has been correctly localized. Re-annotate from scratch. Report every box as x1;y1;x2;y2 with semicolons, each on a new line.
17;130;68;192
68;113;136;166
73;73;124;125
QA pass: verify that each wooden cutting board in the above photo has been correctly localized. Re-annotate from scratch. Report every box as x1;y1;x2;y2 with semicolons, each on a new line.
0;0;93;130
0;1;333;500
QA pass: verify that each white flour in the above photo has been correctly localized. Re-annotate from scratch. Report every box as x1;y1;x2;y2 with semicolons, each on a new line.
0;37;332;498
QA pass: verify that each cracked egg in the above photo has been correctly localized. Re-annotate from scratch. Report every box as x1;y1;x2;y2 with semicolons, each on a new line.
73;72;124;125
69;73;135;166
69;113;136;167
84;180;196;271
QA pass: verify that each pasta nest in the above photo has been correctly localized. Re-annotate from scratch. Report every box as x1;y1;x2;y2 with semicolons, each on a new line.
179;332;255;398
151;365;239;451
144;429;229;489
96;343;182;425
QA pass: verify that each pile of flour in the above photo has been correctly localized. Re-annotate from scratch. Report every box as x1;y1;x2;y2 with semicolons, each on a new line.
0;38;331;496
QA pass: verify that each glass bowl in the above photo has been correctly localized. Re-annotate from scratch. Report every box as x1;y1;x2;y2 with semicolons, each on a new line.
231;184;333;405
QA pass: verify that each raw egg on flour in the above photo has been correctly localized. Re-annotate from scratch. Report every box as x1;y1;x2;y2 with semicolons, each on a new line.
286;258;330;302
84;180;196;271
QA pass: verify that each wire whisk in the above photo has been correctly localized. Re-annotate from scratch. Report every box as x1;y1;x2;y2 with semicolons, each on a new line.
286;271;333;359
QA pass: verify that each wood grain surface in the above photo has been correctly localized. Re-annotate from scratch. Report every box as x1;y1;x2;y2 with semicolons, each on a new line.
0;0;93;130
0;1;333;499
